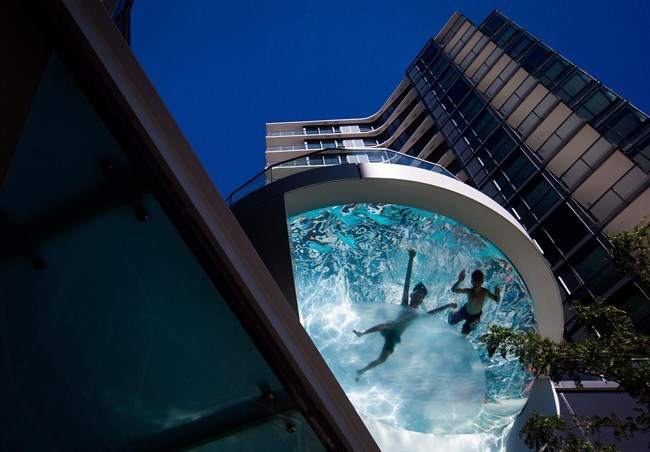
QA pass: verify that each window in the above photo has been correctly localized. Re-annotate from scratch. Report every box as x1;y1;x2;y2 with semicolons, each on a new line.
541;204;590;254
506;32;533;60
494;23;520;47
553;69;591;104
575;87;617;121
484;129;516;165
480;12;507;38
520;43;551;73
597;105;647;145
537;55;570;87
628;133;650;171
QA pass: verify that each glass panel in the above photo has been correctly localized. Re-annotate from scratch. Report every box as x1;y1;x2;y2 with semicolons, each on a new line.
542;205;589;254
506;32;533;59
324;155;341;165
520;43;551;73
575;87;617;121
629;134;650;171
598;106;647;144
481;12;507;37
537;55;570;87
494;23;520;47
2;51;301;450
553;69;591;103
570;241;609;284
487;131;516;163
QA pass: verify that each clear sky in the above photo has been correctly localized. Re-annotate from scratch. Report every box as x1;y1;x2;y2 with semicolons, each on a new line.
132;0;649;198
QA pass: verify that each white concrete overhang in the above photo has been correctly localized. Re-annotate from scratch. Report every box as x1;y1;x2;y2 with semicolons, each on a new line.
284;163;564;341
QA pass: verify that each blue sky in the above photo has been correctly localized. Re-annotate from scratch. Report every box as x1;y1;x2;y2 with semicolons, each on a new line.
132;1;649;198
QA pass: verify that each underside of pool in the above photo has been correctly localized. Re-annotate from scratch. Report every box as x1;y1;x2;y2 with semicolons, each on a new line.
231;163;563;450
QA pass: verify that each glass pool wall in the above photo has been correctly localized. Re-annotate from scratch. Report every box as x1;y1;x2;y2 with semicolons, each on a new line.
287;203;537;450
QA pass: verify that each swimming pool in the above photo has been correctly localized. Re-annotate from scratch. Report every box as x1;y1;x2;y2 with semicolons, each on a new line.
288;203;537;449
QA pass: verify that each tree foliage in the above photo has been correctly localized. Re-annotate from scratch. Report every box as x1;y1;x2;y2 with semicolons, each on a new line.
481;302;650;450
608;215;650;286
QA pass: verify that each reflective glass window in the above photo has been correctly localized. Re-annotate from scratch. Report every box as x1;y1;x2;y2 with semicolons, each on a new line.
569;240;610;285
446;79;470;108
494;23;520;47
558;264;582;293
531;228;562;265
553;69;591;104
506;32;533;60
481;13;507;37
537;55;570;87
629;133;650;171
542;204;590;253
597;105;647;144
485;130;516;163
520;43;551;73
575;87;617;121
456;94;483;122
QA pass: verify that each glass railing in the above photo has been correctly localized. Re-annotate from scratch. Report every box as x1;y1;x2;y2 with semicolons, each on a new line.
266;130;305;137
226;148;456;205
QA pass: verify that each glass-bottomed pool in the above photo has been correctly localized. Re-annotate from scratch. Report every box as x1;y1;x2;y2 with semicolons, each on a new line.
288;203;537;450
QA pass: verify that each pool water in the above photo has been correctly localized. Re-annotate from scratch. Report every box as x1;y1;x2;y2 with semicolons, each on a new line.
288;203;536;447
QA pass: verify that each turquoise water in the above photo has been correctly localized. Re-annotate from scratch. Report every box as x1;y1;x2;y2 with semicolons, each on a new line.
288;203;536;447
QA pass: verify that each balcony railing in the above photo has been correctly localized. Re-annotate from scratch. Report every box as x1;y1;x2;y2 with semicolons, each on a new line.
266;130;305;137
226;148;456;206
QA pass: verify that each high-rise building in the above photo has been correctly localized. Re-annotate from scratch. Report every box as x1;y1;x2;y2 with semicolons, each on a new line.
4;2;646;449
226;9;650;450
259;10;649;340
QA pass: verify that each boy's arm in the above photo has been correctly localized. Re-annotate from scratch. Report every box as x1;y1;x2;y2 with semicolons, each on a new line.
401;248;417;306
487;286;501;302
451;269;468;294
427;302;457;315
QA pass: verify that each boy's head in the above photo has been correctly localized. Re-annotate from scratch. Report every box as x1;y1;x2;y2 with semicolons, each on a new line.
410;282;428;306
471;270;484;287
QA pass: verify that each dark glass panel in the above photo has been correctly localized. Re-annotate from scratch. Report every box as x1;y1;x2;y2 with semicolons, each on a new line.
484;130;516;163
531;229;562;266
520;43;551;73
537;55;570;87
542;204;590;254
558;264;582;293
446;79;470;108
575;87;617;121
629;133;650;171
494;23;520;47
569;240;609;282
481;12;507;37
598;105;647;145
457;94;483;122
553;69;592;103
506;32;533;59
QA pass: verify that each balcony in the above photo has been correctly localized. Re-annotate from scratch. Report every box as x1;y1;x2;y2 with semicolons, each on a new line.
227;148;455;206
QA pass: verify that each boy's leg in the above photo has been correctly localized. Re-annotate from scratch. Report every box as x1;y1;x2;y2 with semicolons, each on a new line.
448;306;463;325
354;321;393;336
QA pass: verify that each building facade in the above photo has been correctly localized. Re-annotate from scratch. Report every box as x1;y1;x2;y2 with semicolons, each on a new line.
263;10;649;340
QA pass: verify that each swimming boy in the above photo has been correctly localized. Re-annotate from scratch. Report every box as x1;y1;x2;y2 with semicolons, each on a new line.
448;269;500;335
353;249;456;381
